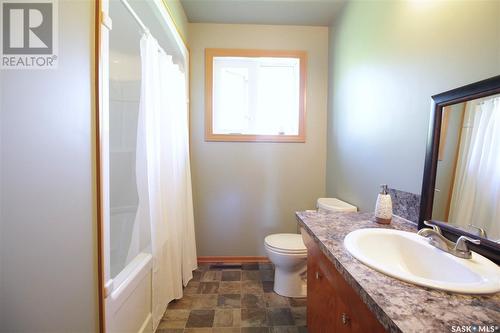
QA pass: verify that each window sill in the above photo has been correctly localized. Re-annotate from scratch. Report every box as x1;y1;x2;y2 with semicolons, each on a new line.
204;133;305;143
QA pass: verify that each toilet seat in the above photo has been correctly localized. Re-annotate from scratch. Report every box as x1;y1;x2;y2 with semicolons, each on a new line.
265;245;307;257
264;233;307;254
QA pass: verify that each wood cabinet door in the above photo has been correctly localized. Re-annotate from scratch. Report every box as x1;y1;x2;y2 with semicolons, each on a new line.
337;274;386;333
304;235;387;333
306;243;337;332
334;294;352;333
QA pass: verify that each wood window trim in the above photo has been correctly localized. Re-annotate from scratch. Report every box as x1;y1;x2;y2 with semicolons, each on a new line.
204;48;307;143
438;106;451;161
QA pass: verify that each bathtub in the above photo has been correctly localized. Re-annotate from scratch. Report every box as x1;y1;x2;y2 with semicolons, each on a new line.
110;205;138;277
105;252;153;333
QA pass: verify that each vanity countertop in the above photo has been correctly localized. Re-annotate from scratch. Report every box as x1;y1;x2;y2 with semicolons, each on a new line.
295;210;500;333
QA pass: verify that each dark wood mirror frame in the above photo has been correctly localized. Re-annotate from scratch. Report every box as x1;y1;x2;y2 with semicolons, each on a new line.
419;75;500;265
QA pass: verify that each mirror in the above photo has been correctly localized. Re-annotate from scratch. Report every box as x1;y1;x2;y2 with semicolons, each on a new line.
419;75;500;263
432;93;500;241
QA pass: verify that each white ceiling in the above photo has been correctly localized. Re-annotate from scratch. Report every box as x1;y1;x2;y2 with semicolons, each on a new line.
179;0;346;26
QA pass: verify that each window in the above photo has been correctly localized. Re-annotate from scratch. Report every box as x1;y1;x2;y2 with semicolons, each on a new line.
205;49;307;142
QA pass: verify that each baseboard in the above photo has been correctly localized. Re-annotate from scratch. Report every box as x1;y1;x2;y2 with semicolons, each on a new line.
197;256;270;264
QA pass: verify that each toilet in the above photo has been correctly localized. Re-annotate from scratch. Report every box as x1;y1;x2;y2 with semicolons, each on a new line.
264;198;357;298
264;233;307;297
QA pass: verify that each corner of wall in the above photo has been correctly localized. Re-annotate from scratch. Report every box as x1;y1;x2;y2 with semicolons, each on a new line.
162;0;189;46
0;69;4;327
326;23;335;198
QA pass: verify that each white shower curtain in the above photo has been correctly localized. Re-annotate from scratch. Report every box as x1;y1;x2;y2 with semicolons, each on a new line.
448;96;500;240
135;33;198;329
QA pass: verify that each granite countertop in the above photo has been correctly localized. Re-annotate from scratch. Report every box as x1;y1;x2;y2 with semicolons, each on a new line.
295;210;500;333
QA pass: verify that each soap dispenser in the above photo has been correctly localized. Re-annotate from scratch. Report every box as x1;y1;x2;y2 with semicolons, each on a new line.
375;184;392;224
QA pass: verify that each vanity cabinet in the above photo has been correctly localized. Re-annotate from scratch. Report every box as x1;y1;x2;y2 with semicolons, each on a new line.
304;233;386;333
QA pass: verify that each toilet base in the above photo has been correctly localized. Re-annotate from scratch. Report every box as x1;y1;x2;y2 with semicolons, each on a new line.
273;265;307;298
264;233;308;298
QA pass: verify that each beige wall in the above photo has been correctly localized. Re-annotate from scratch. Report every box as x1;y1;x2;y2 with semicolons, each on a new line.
327;0;500;212
189;23;328;256
0;1;98;330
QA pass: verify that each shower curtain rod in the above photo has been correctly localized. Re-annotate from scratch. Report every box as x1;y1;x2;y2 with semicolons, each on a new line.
120;0;149;33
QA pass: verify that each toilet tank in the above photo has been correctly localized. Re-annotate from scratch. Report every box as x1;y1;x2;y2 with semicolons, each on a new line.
317;198;357;213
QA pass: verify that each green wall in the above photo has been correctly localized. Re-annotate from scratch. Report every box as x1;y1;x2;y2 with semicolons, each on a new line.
327;0;500;212
189;23;328;256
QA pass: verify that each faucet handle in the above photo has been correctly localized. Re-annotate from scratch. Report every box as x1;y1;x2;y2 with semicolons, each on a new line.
423;220;442;234
468;224;487;238
454;235;480;253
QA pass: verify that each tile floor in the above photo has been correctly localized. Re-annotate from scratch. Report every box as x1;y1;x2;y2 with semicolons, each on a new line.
156;262;307;333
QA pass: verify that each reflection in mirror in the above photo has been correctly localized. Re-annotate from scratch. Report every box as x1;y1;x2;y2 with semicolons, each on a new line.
432;93;500;242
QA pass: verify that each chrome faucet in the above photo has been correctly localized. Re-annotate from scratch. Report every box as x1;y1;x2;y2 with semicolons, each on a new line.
417;221;480;259
468;224;488;238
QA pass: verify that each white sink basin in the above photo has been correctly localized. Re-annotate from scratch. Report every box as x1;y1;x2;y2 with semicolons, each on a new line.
344;228;500;294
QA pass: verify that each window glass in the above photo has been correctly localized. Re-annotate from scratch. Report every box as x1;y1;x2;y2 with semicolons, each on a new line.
206;49;306;142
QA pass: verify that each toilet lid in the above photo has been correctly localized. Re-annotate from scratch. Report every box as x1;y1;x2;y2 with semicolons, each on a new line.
265;233;306;253
317;198;357;212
